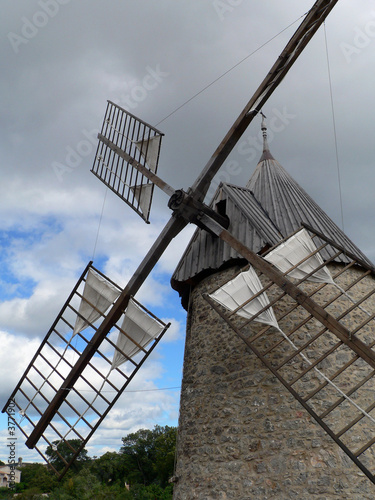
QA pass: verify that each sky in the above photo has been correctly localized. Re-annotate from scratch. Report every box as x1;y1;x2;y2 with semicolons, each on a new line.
1;0;375;464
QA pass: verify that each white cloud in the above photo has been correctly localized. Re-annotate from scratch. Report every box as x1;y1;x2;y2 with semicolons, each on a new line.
1;0;374;466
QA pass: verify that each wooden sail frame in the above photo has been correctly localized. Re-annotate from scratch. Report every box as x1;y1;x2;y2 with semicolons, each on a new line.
91;100;164;223
2;263;170;480
204;225;375;485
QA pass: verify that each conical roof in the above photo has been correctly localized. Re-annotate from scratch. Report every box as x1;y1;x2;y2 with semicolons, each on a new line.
247;117;372;266
171;117;373;308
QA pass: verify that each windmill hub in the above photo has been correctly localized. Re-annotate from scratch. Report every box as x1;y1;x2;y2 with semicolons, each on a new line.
168;188;230;234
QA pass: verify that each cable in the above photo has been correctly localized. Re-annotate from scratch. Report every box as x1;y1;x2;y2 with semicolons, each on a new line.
91;187;108;261
155;13;307;127
72;386;181;393
324;21;345;233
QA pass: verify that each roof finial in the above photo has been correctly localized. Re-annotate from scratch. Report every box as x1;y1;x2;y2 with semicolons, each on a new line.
259;111;274;161
260;111;269;151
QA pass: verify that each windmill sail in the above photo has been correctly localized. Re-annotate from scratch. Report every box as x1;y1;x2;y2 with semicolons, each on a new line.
134;135;161;172
209;254;375;438
264;228;334;284
91;101;164;223
73;268;121;335
264;227;372;317
60;298;168;447
112;298;165;369
2;263;169;479
129;183;154;218
209;266;279;328
204;226;375;485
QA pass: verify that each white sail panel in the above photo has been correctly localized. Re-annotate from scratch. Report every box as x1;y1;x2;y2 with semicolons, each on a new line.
112;299;164;370
134;135;161;172
130;183;153;216
264;228;334;284
73;269;121;336
209;266;279;328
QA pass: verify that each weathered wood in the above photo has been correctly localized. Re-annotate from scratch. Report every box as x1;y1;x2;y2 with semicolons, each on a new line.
26;215;187;449
97;133;175;197
198;213;375;369
1;262;93;413
191;0;339;201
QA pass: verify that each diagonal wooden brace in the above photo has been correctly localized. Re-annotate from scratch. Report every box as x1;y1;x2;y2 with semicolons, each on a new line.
198;213;375;370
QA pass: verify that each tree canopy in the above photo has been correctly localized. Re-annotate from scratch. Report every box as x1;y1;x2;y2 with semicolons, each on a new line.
120;425;177;487
9;425;177;499
45;439;90;473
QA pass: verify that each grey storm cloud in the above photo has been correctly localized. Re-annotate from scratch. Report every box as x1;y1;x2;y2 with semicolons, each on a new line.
0;0;374;460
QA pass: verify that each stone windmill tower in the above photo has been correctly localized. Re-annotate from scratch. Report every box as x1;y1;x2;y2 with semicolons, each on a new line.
171;118;375;499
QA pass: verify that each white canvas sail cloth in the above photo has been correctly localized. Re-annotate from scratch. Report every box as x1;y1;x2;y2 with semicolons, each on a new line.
61;298;165;442
112;298;164;369
264;228;334;284
134;135;161;172
20;267;121;419
264;228;371;317
209;266;279;329
130;183;153;217
129;135;161;217
73;269;121;336
208;264;375;427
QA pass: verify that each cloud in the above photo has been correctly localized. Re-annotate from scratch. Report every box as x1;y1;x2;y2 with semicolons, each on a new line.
1;0;375;465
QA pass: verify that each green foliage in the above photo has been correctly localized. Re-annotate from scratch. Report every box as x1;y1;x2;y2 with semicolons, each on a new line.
5;426;176;499
89;451;125;484
16;462;58;493
0;486;13;499
50;470;133;499
120;425;176;487
45;439;90;473
11;486;44;499
129;483;173;499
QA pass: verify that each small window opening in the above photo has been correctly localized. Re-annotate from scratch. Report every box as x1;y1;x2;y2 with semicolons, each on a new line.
215;199;227;217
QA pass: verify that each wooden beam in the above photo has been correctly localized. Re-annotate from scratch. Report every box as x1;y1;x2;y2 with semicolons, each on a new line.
97;133;175;198
26;215;187;449
191;0;339;201
198;213;375;370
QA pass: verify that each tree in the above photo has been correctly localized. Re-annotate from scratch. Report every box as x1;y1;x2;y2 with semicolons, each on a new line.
45;439;90;473
15;462;58;493
153;427;177;487
120;425;176;487
89;451;125;484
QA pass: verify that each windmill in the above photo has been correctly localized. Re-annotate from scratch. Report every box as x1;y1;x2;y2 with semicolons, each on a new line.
4;0;375;495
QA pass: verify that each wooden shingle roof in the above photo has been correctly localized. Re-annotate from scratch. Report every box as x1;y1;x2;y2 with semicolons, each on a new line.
246;122;372;268
171;120;373;308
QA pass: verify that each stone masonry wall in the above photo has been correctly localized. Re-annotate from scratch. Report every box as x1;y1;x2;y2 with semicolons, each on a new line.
173;264;375;500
